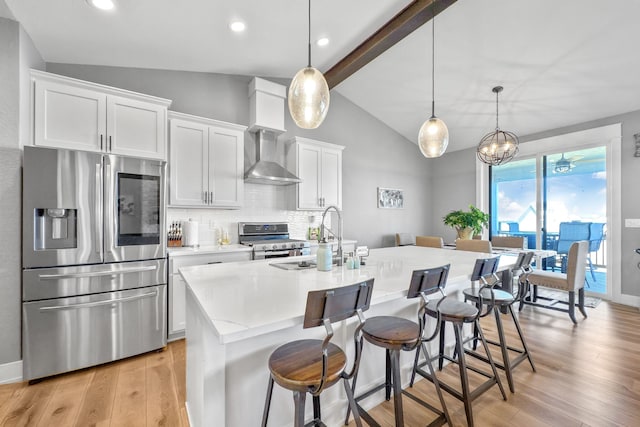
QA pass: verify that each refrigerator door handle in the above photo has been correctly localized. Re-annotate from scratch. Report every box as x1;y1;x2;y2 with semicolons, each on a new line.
38;265;157;280
38;289;159;312
95;162;103;256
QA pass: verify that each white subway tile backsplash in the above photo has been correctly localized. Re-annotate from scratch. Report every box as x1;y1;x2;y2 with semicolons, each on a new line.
167;183;330;244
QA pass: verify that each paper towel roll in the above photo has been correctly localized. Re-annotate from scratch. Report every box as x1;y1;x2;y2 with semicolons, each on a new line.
183;219;199;247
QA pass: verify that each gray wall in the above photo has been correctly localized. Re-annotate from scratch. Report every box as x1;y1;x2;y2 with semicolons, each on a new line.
46;63;434;249
428;148;477;243
0;17;21;365
430;111;640;298
0;16;43;365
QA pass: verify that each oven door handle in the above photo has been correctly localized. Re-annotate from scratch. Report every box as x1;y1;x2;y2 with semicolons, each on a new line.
38;289;159;312
38;265;157;280
261;250;295;257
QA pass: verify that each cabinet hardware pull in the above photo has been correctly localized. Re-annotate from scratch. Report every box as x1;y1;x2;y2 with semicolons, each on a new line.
109;136;112;152
210;191;213;204
100;134;103;150
204;191;208;204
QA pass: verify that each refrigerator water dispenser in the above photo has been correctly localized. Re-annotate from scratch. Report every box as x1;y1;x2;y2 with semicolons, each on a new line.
34;208;78;250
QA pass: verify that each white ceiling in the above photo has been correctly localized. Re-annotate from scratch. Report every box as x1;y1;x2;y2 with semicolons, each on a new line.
5;0;640;153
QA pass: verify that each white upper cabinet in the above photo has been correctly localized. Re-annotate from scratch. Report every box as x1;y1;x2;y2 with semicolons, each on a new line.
169;112;246;209
286;137;344;210
32;70;171;160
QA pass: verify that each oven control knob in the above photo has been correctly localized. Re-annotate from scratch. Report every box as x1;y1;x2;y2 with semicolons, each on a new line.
272;244;278;250
282;244;288;249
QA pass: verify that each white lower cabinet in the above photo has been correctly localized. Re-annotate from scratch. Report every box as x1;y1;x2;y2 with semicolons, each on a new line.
168;251;251;339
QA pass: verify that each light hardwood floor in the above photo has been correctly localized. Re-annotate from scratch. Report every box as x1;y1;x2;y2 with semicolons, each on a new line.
1;301;639;426
0;341;188;427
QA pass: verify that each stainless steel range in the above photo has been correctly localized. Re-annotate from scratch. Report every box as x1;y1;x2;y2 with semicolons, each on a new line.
238;222;310;259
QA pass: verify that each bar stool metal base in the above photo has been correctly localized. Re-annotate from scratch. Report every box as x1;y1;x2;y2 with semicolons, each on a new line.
463;288;536;393
412;320;507;427
348;316;451;427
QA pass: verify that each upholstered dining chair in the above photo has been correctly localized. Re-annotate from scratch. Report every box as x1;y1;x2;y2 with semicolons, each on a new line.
395;233;415;246
553;222;590;273
456;239;492;253
491;235;526;249
416;235;444;248
520;240;589;324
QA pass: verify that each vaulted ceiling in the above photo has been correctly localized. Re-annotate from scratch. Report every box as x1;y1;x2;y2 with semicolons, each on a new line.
5;0;640;153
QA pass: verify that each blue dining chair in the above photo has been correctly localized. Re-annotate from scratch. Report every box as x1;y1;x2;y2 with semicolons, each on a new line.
587;223;605;282
554;222;591;274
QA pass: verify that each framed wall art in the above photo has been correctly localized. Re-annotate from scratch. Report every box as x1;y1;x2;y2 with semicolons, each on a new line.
377;187;404;209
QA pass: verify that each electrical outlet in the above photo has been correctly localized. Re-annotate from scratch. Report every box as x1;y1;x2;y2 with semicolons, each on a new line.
625;218;640;228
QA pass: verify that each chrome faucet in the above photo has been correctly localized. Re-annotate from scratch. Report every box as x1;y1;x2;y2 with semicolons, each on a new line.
320;205;343;266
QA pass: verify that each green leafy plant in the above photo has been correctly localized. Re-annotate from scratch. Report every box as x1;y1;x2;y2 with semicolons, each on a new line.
443;205;490;237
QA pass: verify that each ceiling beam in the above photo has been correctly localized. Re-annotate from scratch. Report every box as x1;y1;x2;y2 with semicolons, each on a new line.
324;0;458;89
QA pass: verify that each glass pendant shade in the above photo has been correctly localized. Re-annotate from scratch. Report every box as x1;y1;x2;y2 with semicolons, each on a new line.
419;116;449;158
288;66;330;129
476;129;519;166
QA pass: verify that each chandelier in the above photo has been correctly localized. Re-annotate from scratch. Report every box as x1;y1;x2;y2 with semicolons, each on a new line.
476;86;519;166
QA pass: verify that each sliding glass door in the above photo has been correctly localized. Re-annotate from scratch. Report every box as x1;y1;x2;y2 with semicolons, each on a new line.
490;146;607;294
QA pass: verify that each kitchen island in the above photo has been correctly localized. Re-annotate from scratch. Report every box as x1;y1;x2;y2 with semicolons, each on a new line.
180;246;517;427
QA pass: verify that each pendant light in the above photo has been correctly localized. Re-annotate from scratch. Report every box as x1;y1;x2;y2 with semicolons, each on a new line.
476;86;519;166
418;2;448;158
288;0;330;129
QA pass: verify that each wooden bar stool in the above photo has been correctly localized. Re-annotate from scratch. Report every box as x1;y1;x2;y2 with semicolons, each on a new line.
462;255;536;393
410;259;507;427
347;265;452;427
261;279;374;427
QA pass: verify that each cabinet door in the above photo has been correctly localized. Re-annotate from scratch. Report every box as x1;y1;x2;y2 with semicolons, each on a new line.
107;95;166;160
208;126;244;208
169;120;209;206
169;273;186;336
33;80;106;152
297;144;322;209
320;147;342;209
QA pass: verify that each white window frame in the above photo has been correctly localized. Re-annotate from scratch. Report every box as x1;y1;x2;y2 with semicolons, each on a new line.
477;124;623;303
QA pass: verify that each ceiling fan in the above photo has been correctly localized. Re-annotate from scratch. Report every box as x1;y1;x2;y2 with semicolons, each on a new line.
551;153;582;173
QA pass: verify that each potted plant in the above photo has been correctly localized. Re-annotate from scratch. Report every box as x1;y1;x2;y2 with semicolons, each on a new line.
443;205;490;240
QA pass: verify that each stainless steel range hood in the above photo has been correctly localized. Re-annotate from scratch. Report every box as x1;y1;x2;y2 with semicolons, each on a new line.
244;77;301;185
244;129;301;185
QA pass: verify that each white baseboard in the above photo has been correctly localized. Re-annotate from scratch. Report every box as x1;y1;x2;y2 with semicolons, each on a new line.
0;360;23;384
185;401;193;427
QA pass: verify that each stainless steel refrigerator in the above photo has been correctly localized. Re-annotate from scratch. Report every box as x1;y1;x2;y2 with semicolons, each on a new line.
22;145;167;381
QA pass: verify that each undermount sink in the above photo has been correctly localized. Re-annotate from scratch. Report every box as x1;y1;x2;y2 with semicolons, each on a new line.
270;258;340;270
270;260;317;270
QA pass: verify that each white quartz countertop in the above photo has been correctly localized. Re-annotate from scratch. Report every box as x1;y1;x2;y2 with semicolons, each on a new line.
167;244;252;257
180;246;517;345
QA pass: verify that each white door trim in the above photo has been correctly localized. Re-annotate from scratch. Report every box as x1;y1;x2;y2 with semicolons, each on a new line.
477;123;623;303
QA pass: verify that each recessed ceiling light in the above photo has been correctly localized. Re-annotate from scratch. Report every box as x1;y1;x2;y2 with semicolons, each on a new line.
230;21;246;33
316;37;329;47
86;0;115;11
